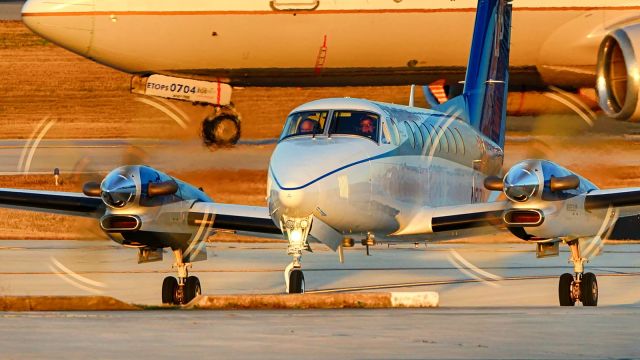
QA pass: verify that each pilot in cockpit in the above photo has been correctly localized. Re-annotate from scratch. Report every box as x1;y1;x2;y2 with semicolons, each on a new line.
298;118;318;135
358;115;377;139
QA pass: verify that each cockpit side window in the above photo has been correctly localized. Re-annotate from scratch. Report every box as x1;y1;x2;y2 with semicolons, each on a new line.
280;111;329;140
329;111;380;141
380;120;392;145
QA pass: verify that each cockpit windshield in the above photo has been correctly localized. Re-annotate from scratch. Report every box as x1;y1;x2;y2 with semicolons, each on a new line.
280;111;329;139
329;111;379;141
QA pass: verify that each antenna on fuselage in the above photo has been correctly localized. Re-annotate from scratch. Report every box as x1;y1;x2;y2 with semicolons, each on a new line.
408;84;416;107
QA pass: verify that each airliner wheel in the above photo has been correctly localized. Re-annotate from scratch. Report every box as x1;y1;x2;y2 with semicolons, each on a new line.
184;276;201;303
558;273;575;306
202;114;241;146
580;272;598;306
162;276;178;305
288;269;305;294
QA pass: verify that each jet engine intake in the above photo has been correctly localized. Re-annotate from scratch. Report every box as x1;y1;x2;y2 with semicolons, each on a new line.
596;23;640;121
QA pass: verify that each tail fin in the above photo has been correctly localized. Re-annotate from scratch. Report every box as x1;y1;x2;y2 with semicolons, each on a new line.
434;0;512;148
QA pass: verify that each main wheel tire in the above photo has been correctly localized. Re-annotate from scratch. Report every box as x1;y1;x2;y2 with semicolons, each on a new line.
162;276;178;305
184;276;201;303
581;272;598;306
288;269;305;294
202;114;241;146
559;273;575;306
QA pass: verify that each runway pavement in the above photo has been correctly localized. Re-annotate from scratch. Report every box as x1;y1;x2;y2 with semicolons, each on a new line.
1;240;638;306
1;241;639;359
1;307;639;359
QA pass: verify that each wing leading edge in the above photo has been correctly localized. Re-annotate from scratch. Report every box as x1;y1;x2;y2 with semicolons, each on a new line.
0;188;104;218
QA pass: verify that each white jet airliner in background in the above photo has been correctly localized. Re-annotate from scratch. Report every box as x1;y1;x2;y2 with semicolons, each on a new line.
3;0;640;307
20;0;640;145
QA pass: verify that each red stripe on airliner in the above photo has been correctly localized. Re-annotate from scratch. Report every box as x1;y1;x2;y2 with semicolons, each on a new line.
21;6;640;17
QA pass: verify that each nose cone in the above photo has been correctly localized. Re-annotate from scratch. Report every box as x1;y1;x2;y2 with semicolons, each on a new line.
269;137;375;217
22;0;94;56
270;137;374;189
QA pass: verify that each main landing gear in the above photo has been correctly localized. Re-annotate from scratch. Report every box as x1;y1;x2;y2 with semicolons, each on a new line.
162;249;201;305
558;240;598;306
201;105;241;147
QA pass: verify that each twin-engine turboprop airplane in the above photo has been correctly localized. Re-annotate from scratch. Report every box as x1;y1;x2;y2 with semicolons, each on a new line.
4;0;640;306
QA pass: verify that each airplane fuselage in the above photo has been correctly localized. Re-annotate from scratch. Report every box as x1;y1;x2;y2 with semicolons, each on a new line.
20;0;640;88
267;98;504;241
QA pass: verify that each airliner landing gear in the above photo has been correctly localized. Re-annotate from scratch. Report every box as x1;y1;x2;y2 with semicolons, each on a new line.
201;105;241;147
282;216;312;294
162;249;201;305
558;241;598;306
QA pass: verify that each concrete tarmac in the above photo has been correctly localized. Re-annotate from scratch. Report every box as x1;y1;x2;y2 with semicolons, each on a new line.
1;307;639;359
1;241;638;306
1;240;639;359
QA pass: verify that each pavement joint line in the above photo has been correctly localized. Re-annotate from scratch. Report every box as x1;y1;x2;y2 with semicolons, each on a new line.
305;272;640;294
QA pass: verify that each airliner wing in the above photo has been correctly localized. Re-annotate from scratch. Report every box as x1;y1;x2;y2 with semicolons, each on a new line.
0;188;104;218
394;201;509;236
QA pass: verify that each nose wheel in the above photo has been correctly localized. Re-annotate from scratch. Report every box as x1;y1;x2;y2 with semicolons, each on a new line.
288;269;305;294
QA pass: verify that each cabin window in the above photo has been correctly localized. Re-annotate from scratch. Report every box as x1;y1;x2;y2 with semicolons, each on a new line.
280;110;329;140
403;122;415;148
329;111;380;141
409;121;423;150
454;128;465;155
419;123;431;153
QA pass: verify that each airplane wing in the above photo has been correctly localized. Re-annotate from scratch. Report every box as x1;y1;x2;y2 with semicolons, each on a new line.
394;201;508;236
188;202;344;250
188;202;281;236
585;188;640;214
0;188;104;218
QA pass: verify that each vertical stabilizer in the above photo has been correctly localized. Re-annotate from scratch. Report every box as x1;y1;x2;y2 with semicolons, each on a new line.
435;0;512;148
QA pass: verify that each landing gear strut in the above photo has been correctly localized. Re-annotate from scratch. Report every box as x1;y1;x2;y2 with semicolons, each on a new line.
162;249;201;305
282;216;312;294
558;240;598;306
201;105;241;146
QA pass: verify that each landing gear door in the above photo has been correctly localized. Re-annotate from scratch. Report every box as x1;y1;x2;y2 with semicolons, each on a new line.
270;0;320;11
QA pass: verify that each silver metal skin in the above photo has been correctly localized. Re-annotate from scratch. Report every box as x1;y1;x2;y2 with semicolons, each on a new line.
268;98;503;243
503;163;540;202
596;23;640;121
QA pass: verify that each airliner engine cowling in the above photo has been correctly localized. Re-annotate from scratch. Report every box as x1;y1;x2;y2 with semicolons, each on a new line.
596;23;640;122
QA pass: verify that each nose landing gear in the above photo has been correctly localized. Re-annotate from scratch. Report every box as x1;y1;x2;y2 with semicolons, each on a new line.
162;249;202;305
282;216;312;294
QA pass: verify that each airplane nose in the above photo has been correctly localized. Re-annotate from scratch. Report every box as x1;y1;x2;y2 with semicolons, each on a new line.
21;0;94;56
276;187;319;217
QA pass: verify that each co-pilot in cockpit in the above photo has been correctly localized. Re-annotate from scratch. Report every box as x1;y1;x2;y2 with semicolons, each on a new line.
280;110;380;142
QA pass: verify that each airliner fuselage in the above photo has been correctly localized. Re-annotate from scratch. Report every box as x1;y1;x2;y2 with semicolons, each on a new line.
20;0;640;88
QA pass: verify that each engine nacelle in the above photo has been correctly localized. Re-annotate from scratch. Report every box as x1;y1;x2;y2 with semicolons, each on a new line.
490;160;605;241
596;23;640;121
